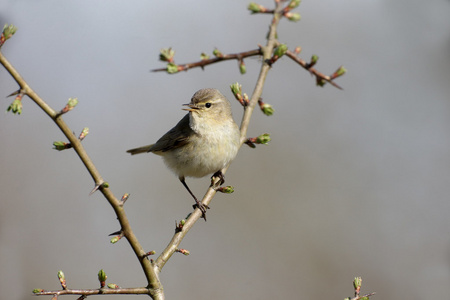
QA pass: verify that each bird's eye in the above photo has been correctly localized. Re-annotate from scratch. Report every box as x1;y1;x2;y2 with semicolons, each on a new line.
205;103;212;108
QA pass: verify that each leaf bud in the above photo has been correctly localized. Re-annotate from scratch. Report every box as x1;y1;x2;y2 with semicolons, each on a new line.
159;48;175;62
256;133;271;144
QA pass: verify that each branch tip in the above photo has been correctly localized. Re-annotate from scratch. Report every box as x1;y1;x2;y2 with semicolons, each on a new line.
98;269;107;288
6;93;23;115
0;24;18;47
175;248;190;256
258;98;275;116
119;193;130;206
57;270;67;290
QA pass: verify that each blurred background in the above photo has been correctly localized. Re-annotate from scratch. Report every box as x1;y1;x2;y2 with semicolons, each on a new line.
1;0;450;299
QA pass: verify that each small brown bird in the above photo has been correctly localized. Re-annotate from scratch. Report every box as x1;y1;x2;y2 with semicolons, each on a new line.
127;88;240;218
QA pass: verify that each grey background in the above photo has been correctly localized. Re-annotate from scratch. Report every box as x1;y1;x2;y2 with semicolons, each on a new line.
1;0;450;299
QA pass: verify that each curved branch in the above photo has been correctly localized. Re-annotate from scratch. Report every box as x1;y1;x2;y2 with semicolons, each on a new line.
0;50;164;300
154;0;286;272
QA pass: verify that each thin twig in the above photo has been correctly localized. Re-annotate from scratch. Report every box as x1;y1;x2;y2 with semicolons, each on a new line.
285;50;342;89
151;49;262;73
34;287;150;296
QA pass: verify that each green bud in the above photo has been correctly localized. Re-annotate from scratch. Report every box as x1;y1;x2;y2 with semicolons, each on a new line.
230;82;242;98
243;93;249;105
219;186;234;194
256;133;271;145
159;48;175;62
248;2;263;13
53;141;69;151
360;297;369;300
353;277;362;290
79;127;89;140
273;44;288;58
212;48;223;58
200;52;209;60
98;269;107;283
107;283;119;289
239;61;246;74
335;66;347;77
32;289;44;294
102;182;109;188
57;271;65;280
1;24;18;45
110;236;120;244
311;54;318;64
6;98;22;115
288;0;301;9
179;219;186;226
166;63;179;74
261;103;274;116
316;77;326;87
67;97;78;109
58;270;67;289
285;12;301;22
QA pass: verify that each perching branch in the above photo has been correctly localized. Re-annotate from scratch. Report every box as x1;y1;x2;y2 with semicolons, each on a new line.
1;1;347;299
0;27;164;300
154;0;286;271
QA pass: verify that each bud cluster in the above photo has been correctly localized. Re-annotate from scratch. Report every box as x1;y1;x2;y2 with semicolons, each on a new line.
217;186;235;194
58;98;78;115
98;269;107;288
159;48;175;63
330;66;347;79
258;99;274;116
0;24;17;47
6;93;23;115
213;48;223;58
57;270;67;290
159;48;184;74
230;82;249;106
268;44;288;66
245;133;271;148
283;0;301;21
200;52;210;60
239;60;246;74
247;2;269;14
176;219;186;231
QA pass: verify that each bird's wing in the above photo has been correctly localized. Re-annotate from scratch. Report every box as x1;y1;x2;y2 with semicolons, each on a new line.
149;113;195;152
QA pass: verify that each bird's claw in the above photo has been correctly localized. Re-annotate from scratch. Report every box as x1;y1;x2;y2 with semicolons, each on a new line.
193;201;210;221
211;171;225;187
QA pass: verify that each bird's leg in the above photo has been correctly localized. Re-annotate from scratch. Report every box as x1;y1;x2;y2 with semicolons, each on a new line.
179;176;209;221
211;170;225;187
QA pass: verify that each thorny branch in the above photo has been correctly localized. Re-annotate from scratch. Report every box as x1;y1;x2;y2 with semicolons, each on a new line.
0;1;349;299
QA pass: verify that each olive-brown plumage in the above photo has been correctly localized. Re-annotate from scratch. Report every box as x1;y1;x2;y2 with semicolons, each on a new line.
127;88;240;218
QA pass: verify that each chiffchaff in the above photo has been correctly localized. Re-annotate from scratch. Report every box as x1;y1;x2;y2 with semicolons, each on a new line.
127;88;240;218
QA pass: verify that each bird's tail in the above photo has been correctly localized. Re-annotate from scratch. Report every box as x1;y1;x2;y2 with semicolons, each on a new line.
126;144;154;155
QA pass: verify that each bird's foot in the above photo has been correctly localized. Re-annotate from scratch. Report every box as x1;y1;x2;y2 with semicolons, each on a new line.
193;201;210;221
211;171;225;187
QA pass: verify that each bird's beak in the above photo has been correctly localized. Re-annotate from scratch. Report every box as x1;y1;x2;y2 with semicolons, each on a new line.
182;103;199;112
